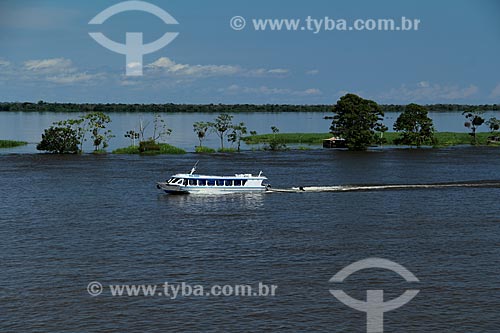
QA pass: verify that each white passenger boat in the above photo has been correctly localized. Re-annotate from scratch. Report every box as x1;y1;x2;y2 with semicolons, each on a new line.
156;163;270;194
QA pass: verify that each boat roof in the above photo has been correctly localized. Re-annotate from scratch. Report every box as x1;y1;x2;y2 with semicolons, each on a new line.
172;173;267;179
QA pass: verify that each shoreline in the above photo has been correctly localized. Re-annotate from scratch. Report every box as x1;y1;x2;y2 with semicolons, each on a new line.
1;141;499;156
2;132;499;154
243;131;500;147
1;103;499;114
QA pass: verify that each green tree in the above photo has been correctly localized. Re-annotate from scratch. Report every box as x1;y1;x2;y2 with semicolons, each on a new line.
265;126;287;151
227;122;247;152
36;126;79;154
209;113;233;150
84;112;114;151
125;130;140;146
463;110;485;144
393;103;435;147
486;117;500;133
55;118;88;152
330;93;387;150
193;121;210;147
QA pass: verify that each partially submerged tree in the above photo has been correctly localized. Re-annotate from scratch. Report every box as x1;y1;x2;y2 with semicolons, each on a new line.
151;113;172;142
85;112;114;151
36;126;79;154
330;93;387;150
124;114;172;153
393;103;435;147
193;121;210;148
209;113;233;150
137;114;172;143
39;112;114;153
486;117;500;133
125;130;140;146
265;126;287;151
54;118;88;152
463;110;485;144
228;122;247;152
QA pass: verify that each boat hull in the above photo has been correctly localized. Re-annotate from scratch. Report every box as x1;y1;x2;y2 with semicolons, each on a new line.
156;183;189;194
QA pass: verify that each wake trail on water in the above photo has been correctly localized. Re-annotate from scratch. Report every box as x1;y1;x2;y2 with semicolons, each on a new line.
267;180;500;193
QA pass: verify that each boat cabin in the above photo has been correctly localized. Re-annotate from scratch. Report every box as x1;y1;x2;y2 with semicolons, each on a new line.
167;176;251;187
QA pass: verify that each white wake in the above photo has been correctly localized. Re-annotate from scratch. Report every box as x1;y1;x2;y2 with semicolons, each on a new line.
267;181;500;193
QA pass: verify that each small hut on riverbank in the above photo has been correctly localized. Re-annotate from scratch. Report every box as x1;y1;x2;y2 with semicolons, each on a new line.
322;137;347;148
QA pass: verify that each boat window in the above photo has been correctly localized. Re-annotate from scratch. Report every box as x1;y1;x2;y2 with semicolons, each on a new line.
241;180;247;186
207;179;215;186
216;180;224;186
234;179;241;186
188;179;196;186
198;179;206;186
224;180;232;186
182;179;188;186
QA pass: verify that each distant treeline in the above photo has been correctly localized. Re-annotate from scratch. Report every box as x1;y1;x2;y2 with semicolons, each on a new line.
381;104;500;112
0;101;499;113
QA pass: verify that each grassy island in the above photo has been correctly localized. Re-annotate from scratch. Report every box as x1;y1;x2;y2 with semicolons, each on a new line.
243;132;499;147
0;140;28;148
112;143;186;155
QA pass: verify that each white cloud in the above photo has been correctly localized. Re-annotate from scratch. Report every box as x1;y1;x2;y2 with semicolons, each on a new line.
14;58;103;85
147;57;240;77
247;86;290;95
245;68;288;77
47;73;103;84
442;84;478;99
303;88;322;95
379;82;479;102
490;83;500;98
417;81;429;88
119;79;141;87
126;62;142;69
0;59;10;67
146;57;288;78
306;69;319;75
225;84;240;92
267;68;289;74
219;85;321;97
24;58;73;71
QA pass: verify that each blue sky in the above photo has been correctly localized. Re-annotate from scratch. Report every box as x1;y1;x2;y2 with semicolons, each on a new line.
0;0;499;104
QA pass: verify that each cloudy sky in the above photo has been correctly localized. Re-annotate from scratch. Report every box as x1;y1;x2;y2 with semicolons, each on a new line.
0;0;499;104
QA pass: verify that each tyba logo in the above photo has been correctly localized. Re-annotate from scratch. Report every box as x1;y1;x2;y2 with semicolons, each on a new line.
329;258;420;333
89;1;179;76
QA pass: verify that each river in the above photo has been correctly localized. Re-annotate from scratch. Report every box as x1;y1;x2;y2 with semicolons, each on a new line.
1;148;499;331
